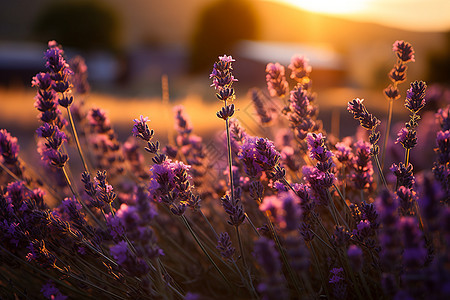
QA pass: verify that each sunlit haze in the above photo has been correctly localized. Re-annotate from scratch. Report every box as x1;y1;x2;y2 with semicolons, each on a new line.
278;0;369;14
272;0;450;31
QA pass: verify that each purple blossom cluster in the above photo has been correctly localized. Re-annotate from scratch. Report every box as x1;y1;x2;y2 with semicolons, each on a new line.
265;62;289;98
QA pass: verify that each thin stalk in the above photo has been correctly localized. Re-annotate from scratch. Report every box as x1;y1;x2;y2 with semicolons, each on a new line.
0;245;94;299
265;213;303;296
66;107;90;173
224;99;235;201
404;148;410;167
312;212;332;242
374;154;388;189
341;255;363;300
199;209;219;240
158;259;186;299
235;225;247;269
381;99;394;169
231;259;258;299
309;242;330;299
359;271;374;300
309;228;334;252
361;189;365;204
328;205;339;227
245;213;260;237
180;215;232;287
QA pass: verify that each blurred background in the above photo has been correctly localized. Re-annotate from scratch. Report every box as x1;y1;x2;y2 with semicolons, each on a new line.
0;0;449;163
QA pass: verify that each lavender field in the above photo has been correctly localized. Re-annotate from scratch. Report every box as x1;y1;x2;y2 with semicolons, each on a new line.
0;37;449;300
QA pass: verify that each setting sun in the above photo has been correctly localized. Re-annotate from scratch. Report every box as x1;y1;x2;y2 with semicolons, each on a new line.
277;0;369;15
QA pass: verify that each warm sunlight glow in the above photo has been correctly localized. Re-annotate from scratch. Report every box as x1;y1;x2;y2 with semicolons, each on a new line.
278;0;369;15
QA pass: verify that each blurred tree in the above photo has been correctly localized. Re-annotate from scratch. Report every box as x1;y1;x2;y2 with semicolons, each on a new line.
427;31;450;84
33;0;121;52
188;0;259;73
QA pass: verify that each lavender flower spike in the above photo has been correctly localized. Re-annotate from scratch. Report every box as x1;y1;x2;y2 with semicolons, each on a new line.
347;98;380;131
405;80;427;114
265;62;289;97
393;40;415;63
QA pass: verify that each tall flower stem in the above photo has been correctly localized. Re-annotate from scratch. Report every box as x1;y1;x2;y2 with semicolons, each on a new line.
180;215;232;287
374;154;388;189
224;99;235;199
404;148;410;167
264;212;303;296
66;107;90;173
381;99;394;169
235;225;247;269
309;241;330;299
199;209;219;240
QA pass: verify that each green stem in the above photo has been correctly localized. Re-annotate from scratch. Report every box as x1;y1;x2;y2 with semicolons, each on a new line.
374;154;388;189
265;213;303;296
0;245;96;299
224;99;235;203
245;213;260;237
309;242;330;299
180;215;231;287
381;99;394;169
235;225;248;269
404;148;410;167
199;209;219;240
231;259;258;299
359;271;374;300
66;107;90;174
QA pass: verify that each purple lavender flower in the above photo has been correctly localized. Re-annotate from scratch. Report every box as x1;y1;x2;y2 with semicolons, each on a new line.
384;84;401;101
81;170;116;208
417;176;444;232
334;141;353;164
351;140;374;191
41;280;67;300
254;237;288;300
329;267;348;299
405;81;427;114
436;105;450;131
216;231;235;260
396;127;417;150
110;240;149;277
265;62;289;97
87;108;124;174
250;88;273;125
288;54;312;86
286;84;316;140
69;55;90;95
347;98;381;131
393;40;415;63
285;234;310;273
0;129;20;166
435;130;450;165
390;162;415;189
389;63;408;84
306;132;334;172
238;136;284;180
347;245;363;272
221;187;245;226
376;189;402;273
400;216;426;270
302;165;335;205
210;55;237;102
396;186;415;216
148;158;194;216
260;191;301;231
132;115;154;142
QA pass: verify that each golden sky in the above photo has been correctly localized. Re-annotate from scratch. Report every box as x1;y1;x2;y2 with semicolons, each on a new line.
270;0;450;31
